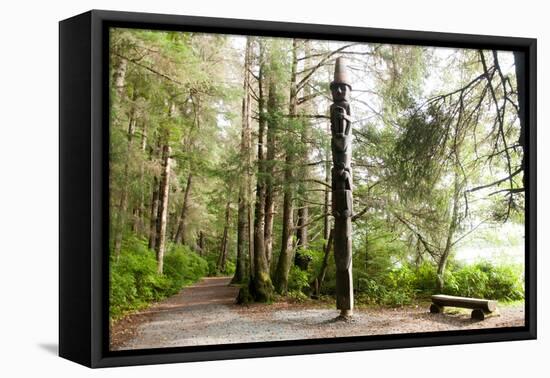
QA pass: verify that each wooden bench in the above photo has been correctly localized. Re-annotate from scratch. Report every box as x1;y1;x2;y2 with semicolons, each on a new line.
430;294;497;320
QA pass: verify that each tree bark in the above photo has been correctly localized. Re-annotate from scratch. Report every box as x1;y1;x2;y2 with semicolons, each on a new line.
113;109;136;259
155;140;171;274
246;40;256;281
513;51;526;191
198;230;205;256
436;161;462;292
174;173;193;245
263;45;281;270
154;101;175;274
172;92;202;247
234;191;247;281
312;228;334;297
294;41;313;266
113;56;127;99
263;198;275;269
148;174;159;251
249;40;273;301
295;211;309;248
274;39;299;294
233;36;253;284
274;156;295;294
264;87;277;269
217;201;231;272
133;122;148;234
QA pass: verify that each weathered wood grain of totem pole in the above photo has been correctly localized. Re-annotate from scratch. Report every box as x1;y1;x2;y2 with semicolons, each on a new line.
330;57;354;318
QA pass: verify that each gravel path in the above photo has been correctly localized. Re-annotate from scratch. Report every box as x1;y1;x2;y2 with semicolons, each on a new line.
110;277;525;350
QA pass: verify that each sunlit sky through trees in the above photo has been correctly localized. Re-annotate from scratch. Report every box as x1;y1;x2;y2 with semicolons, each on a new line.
221;34;523;264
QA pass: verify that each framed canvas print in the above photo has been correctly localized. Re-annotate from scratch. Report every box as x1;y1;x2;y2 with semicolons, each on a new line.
59;9;536;368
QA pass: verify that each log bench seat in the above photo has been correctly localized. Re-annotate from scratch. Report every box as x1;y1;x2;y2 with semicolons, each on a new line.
430;294;497;320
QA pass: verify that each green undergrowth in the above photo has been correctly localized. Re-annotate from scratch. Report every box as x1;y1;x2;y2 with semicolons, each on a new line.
110;237;208;321
280;242;524;308
355;260;524;307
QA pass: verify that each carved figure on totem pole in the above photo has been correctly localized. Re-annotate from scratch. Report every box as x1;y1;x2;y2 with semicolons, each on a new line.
330;57;354;319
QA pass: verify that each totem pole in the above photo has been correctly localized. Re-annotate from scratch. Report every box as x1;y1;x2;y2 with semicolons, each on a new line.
330;57;354;319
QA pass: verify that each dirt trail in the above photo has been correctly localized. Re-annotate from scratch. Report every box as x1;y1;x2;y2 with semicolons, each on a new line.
111;277;241;350
110;277;525;350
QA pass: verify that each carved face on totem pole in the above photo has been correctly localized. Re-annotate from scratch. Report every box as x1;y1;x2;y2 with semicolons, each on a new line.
330;58;352;103
330;58;352;138
331;82;351;103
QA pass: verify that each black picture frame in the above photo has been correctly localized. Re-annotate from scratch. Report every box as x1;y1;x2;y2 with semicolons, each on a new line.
59;9;537;368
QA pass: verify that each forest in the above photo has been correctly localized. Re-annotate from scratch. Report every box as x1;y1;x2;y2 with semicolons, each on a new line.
108;28;525;322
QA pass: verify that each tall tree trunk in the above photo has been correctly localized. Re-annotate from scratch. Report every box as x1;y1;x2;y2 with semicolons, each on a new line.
274;39;299;294
246;42;258;269
233;36;253;284
173;92;202;247
217;201;232;272
247;44;257;280
133;122;148;234
247;188;255;275
436;161;462;292
113;110;136;259
198;230;205;257
513;51;526;190
155;140;171;274
264;198;275;268
294;41;313;264
148;175;159;251
364;230;369;270
174;173;193;245
147;134;163;251
154;102;175;274
312;228;334;298
234;192;247;281
263;47;280;270
315;139;332;297
318;119;332;296
295;210;309;250
113;57;127;99
249;40;273;301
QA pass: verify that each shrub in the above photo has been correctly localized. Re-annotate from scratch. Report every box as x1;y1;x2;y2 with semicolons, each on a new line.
288;266;310;293
382;265;416;305
356;273;387;304
287;290;308;302
110;241;169;319
356;269;414;306
304;247;325;276
411;262;438;296
486;263;524;301
110;266;137;318
444;263;489;298
352;259;524;306
164;245;209;294
110;239;209;320
223;260;236;276
205;254;237;276
443;261;524;301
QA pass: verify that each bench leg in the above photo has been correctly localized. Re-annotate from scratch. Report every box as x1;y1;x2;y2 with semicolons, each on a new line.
471;308;490;320
430;304;443;313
